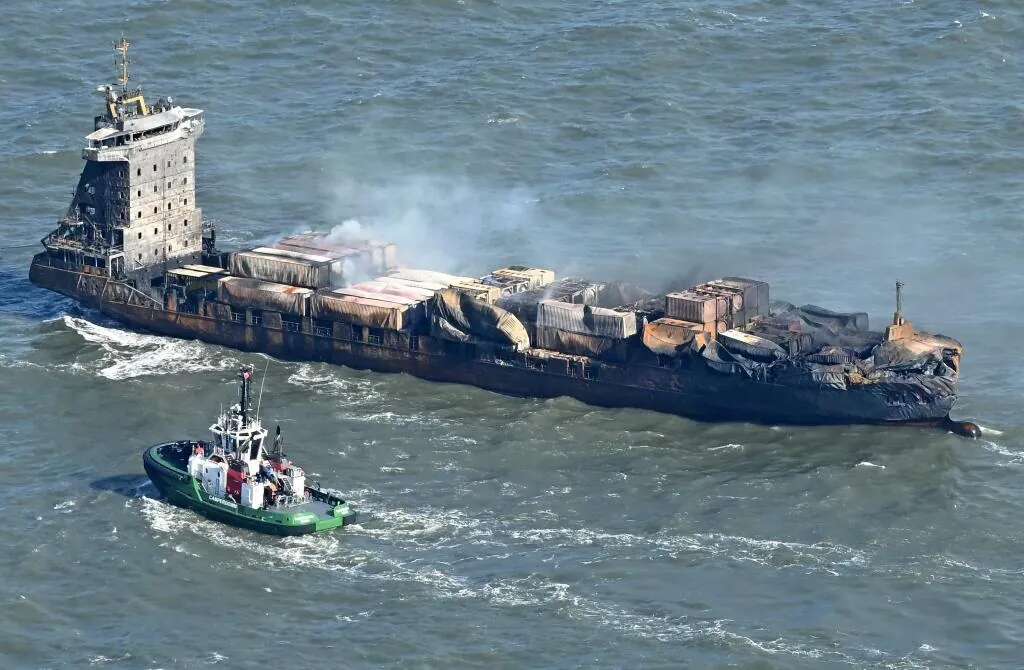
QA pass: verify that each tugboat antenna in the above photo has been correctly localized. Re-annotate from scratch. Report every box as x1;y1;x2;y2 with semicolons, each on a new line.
255;359;270;420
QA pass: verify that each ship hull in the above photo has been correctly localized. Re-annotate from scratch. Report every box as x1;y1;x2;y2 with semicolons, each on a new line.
34;259;956;427
142;442;356;535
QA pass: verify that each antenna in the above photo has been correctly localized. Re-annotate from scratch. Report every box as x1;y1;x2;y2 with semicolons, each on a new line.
114;36;132;92
255;359;271;420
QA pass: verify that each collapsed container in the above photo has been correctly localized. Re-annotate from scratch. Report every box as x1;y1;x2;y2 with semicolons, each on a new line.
218;277;313;316
642;318;704;356
430;288;530;349
717;328;787;361
535;327;630;363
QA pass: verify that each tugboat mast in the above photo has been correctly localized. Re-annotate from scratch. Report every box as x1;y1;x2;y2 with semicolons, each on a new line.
238;365;253;426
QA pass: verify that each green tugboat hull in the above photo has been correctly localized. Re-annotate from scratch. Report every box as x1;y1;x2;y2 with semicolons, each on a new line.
143;442;356;536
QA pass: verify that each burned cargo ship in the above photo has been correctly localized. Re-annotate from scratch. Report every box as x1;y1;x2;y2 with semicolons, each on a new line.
30;41;967;428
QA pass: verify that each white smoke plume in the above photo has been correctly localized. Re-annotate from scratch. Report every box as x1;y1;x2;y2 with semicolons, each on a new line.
320;175;543;277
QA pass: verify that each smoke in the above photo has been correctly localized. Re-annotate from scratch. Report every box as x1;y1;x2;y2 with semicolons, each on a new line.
320;175;543;277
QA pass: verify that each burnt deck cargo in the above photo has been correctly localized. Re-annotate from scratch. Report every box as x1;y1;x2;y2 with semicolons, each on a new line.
30;261;957;425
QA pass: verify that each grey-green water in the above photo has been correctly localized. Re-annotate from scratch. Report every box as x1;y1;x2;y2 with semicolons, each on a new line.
1;2;1023;667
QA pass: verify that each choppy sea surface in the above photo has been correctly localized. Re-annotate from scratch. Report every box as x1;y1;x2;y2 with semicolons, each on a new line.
1;1;1023;667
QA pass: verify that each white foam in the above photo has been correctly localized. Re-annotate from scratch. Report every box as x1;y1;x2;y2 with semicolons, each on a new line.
855;461;886;469
708;443;744;452
62;316;235;380
980;440;1024;464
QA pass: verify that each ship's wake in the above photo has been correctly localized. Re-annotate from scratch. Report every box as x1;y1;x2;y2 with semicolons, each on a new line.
134;493;945;667
60;316;236;380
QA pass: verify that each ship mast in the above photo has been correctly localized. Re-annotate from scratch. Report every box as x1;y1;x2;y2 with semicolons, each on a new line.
114;36;132;92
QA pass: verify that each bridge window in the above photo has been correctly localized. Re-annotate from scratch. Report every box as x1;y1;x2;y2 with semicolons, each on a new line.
183;218;188;226
183;177;188;184
137;253;142;260
167;202;171;210
153;227;157;235
137;211;141;219
137;232;142;240
137;189;141;197
137;168;142;176
167;223;172;231
153;206;158;214
153;164;157;172
184;155;189;163
183;198;188;206
167;181;171;188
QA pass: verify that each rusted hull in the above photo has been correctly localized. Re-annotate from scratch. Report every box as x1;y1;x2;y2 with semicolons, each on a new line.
30;259;956;427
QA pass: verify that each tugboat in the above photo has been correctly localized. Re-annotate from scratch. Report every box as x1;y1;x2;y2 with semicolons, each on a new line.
143;365;356;535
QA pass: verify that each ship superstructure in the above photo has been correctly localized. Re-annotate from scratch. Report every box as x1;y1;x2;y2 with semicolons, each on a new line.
30;42;972;432
40;38;207;285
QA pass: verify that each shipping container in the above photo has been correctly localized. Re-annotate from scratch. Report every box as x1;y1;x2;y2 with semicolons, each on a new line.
536;300;638;339
354;279;437;302
665;291;730;324
312;289;422;331
230;248;340;289
481;266;556;293
218;277;313;316
386;269;503;303
718;277;770;318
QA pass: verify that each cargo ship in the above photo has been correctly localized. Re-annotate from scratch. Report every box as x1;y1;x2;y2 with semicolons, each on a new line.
30;41;972;431
143;364;356;535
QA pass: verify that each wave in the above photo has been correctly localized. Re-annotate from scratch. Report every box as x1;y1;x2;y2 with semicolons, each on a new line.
61;316;236;380
979;439;1024;464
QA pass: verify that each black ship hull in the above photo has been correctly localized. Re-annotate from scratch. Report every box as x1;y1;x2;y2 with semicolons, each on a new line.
30;258;957;427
